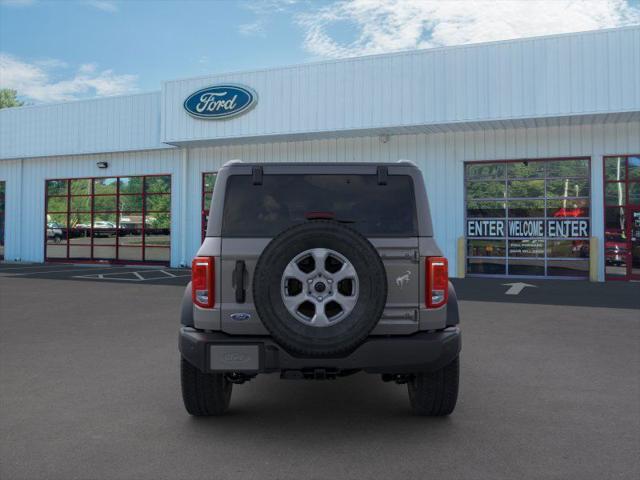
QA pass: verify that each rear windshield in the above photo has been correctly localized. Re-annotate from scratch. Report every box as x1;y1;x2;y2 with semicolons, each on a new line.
221;174;417;237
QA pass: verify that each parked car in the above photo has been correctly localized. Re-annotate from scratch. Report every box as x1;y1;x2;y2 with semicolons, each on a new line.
605;234;628;266
179;161;461;417
46;222;64;243
93;221;116;237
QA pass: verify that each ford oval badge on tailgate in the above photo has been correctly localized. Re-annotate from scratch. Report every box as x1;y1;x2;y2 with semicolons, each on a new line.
230;312;251;321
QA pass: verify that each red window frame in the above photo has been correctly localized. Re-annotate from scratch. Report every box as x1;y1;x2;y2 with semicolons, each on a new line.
0;180;5;260
201;172;217;241
603;155;640;281
44;174;171;265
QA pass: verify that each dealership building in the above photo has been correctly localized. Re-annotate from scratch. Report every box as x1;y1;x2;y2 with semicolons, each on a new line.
1;26;639;281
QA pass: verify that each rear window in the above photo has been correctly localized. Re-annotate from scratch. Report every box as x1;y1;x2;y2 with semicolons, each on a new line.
221;174;417;237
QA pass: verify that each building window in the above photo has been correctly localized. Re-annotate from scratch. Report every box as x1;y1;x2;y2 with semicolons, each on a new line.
0;181;5;260
45;175;171;264
603;155;640;280
202;172;217;241
465;158;591;278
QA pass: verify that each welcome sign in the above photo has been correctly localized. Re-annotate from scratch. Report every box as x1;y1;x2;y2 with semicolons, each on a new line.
467;219;590;238
184;84;257;119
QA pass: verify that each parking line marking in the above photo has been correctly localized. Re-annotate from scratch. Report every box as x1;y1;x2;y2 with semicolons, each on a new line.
71;270;190;282
0;267;130;277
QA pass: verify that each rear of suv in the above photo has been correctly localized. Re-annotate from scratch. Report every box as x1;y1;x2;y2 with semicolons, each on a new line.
179;161;461;416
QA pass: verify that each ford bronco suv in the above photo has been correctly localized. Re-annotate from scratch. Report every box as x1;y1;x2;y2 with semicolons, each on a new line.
180;161;461;416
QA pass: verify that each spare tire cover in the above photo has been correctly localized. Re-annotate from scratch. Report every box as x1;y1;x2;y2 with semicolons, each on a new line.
253;220;387;357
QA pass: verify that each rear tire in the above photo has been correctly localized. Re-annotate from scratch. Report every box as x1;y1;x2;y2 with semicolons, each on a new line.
181;357;232;416
407;356;459;416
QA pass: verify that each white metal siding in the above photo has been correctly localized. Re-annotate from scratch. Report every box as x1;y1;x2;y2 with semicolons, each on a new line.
0;149;183;265
163;27;640;145
0;92;168;160
2;117;638;279
0;159;22;261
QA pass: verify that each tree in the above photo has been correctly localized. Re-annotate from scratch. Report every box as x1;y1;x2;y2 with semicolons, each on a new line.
0;89;24;109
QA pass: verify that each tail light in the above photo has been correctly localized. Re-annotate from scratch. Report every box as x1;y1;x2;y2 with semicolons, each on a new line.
192;256;215;308
426;257;448;308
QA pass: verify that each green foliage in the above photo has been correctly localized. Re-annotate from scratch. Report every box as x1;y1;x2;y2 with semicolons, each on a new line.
0;89;24;109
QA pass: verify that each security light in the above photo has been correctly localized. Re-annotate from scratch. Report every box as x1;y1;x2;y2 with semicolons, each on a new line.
96;162;108;169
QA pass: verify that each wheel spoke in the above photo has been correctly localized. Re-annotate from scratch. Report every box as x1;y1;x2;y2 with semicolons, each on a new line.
334;262;357;282
281;291;305;311
334;292;358;313
283;262;307;283
310;305;331;327
311;248;329;274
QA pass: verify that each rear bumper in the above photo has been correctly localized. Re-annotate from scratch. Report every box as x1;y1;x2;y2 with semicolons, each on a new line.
179;326;461;375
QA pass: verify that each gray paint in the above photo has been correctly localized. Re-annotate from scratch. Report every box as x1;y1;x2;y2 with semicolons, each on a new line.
195;163;449;335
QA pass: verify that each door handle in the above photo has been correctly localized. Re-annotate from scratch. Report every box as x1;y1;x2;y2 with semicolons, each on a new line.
232;260;246;303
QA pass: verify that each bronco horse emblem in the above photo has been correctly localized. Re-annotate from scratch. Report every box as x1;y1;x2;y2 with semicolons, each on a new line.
395;270;411;288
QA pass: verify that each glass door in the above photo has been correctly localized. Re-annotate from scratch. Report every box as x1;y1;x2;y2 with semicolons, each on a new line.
604;155;640;281
631;208;640;280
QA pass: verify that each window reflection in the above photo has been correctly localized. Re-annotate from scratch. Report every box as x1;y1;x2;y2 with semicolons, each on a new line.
508;200;545;218
94;178;117;194
547;199;589;218
145;176;171;193
547;159;589;178
465;158;590;278
70;196;91;212
547;260;589;277
118;229;143;247
202;172;218;241
605;208;626;236
546;179;589;198
465;181;505;199
47;180;67;196
605;183;625;206
119;177;143;194
466;201;506;218
547;240;589;258
604;157;626;181
467;258;506;275
119;195;143;212
507;180;544;198
45;175;171;263
146;194;171;212
629;183;640;205
47;196;68;212
465;163;505;180
629;156;640;180
507;161;545;179
70;179;91;195
467;240;506;257
508;259;544;276
145;248;170;262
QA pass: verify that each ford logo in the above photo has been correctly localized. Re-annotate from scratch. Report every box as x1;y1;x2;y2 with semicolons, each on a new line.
230;312;251;321
183;84;257;119
223;353;251;363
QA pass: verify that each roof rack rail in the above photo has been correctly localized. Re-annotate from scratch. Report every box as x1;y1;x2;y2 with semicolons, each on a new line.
397;159;417;167
397;158;418;168
223;159;244;167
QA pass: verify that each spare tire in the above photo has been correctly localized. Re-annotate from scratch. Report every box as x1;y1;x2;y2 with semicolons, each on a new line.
253;220;387;357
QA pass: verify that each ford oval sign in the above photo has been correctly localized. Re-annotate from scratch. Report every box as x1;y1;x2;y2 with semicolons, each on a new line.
183;84;257;120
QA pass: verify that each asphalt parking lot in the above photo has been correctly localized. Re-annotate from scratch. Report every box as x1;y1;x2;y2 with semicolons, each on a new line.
1;264;638;480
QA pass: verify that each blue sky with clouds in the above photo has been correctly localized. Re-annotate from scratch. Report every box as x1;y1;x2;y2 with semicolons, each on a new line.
1;0;639;104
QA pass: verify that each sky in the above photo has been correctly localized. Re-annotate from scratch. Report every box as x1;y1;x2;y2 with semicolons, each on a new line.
1;0;639;104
